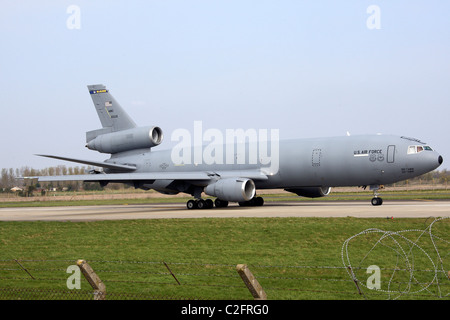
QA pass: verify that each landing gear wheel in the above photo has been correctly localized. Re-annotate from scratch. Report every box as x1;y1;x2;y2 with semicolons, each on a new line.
368;185;384;206
197;199;206;209
254;196;264;206
187;199;198;210
205;199;214;209
371;197;383;206
239;197;265;207
214;199;229;208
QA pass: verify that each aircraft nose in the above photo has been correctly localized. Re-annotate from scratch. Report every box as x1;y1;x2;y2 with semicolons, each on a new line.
438;155;443;165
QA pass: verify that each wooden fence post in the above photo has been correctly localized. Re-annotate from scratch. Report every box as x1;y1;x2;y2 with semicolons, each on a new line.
236;264;267;300
77;259;106;300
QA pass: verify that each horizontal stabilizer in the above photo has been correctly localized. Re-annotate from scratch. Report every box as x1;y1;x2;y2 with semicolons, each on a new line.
36;154;136;172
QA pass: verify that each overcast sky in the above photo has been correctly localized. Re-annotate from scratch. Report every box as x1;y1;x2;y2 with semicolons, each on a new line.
0;0;449;170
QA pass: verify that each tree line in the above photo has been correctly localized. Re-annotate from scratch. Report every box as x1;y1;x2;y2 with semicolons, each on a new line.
0;165;109;193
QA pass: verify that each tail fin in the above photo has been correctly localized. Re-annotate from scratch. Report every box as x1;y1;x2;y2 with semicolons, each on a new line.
86;84;137;142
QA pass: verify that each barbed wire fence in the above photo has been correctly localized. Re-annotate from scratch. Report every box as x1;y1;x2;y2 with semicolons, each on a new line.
342;216;449;300
0;260;447;300
0;217;448;300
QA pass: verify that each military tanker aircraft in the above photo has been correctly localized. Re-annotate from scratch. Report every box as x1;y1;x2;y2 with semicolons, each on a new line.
27;84;443;209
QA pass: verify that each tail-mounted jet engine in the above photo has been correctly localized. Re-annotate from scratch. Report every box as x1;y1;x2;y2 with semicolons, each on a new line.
86;126;163;154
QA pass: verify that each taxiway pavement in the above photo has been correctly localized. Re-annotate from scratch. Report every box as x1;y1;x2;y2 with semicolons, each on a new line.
0;200;449;221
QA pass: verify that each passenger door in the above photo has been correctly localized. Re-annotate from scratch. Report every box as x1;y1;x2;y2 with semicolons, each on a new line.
387;145;395;163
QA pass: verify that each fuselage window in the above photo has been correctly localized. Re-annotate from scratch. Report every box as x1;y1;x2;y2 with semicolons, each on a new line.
408;146;417;154
407;145;432;154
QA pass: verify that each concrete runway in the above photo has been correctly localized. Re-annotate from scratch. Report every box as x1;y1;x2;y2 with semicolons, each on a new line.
1;200;450;221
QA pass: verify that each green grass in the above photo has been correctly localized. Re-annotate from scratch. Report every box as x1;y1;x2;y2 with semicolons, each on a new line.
1;217;448;300
1;188;449;208
0;197;188;208
263;189;450;202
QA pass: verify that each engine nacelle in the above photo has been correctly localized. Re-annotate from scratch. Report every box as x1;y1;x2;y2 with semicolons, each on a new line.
204;178;256;202
285;186;331;198
86;126;163;154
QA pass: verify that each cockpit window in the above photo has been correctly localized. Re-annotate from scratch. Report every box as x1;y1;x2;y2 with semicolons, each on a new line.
407;145;433;154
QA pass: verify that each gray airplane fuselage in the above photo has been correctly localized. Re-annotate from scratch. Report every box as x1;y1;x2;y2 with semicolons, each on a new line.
105;134;442;193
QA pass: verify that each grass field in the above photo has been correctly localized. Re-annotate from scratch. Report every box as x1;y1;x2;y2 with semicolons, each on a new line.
1;188;449;300
1;215;448;300
1;188;450;208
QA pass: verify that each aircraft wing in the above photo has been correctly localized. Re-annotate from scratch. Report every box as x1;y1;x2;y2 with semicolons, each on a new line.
25;169;268;182
36;154;137;172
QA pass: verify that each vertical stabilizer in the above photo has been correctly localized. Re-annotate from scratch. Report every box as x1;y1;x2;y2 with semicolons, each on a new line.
87;84;136;132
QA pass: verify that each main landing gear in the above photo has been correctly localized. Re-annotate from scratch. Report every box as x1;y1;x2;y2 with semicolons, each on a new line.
186;199;214;209
186;198;228;209
186;197;264;209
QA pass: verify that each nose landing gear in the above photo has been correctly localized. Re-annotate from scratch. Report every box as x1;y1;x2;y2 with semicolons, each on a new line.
371;197;383;206
368;185;384;206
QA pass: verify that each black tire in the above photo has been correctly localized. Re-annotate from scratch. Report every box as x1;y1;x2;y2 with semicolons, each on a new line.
205;199;214;209
215;199;228;208
254;197;264;206
197;199;206;209
371;197;382;206
187;200;197;210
